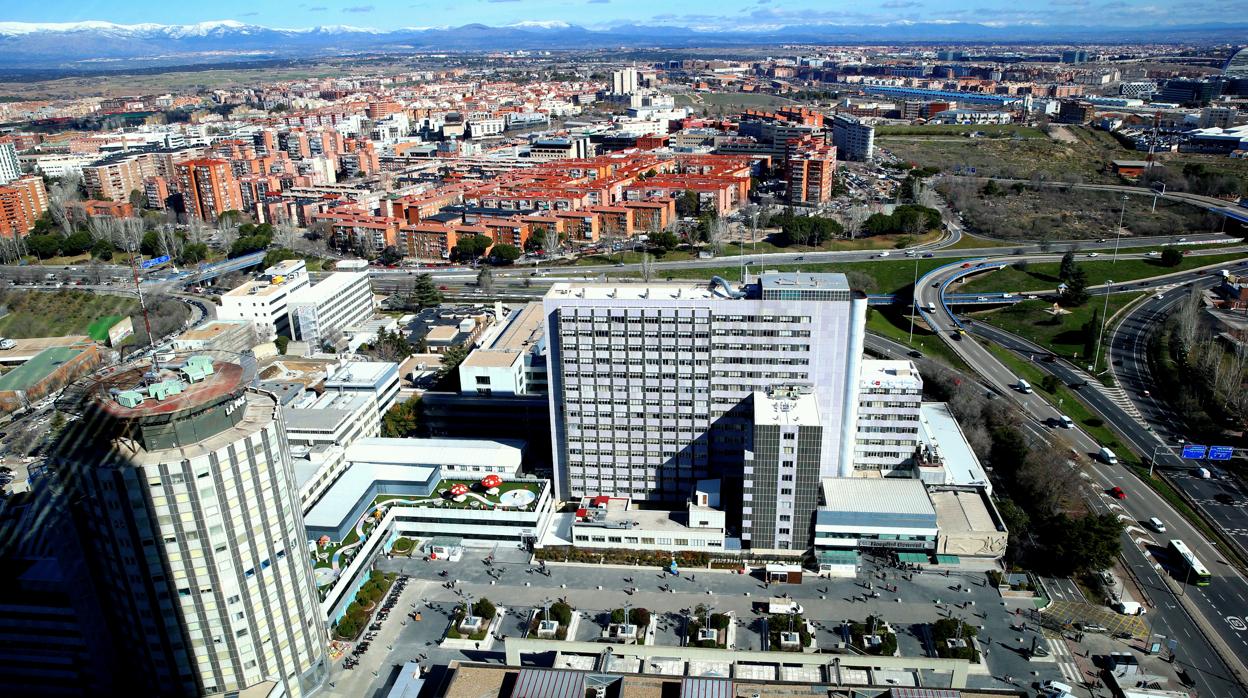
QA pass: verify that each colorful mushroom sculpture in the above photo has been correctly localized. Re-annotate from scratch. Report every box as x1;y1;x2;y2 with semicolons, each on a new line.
448;483;470;502
480;474;503;496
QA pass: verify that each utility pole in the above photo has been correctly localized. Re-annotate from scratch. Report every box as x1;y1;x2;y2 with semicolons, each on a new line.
1112;195;1128;264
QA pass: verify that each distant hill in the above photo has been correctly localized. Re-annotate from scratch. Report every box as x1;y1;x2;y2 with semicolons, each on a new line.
0;19;1245;71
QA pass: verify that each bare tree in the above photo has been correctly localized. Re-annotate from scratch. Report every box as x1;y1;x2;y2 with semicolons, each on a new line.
47;173;84;235
640;252;655;282
842;205;869;240
706;216;729;256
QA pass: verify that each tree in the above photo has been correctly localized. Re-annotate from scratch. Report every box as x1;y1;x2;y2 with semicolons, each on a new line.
472;598;497;620
675;189;700;218
262;247;299;269
26;234;61;259
1060;267;1089;306
1046;513;1123;576
1160;246;1183;267
409;274;443;309
128;189;145;211
366;328;413;363
476;267;495;293
378;245;404;266
61;231;93;256
451;234;491;262
436;345;470;387
381;397;422;437
650;230;680;253
140;230;162;257
1082;308;1100;361
91;239;115;261
842;205;869;240
178;243;209;265
274;335;290;355
490;243;521;265
1058;251;1077;282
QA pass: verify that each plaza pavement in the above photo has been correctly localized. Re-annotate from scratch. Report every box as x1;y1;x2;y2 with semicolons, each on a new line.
321;548;1078;697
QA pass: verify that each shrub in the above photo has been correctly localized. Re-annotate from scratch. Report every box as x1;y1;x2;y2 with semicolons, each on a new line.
473;598;497;620
392;537;413;553
549;601;574;626
711;613;731;630
335;616;358;639
632;608;651;628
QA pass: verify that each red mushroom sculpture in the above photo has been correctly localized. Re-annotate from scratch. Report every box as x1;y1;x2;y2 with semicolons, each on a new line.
481;474;503;488
448;483;470;501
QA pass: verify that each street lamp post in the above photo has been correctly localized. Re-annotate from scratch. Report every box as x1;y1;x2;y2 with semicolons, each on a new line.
1113;195;1128;264
1093;280;1113;373
908;255;920;345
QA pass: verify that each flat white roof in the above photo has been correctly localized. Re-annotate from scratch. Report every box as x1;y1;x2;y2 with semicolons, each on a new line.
820;477;935;516
325;361;397;385
919;402;991;490
303;461;438;530
860;359;921;386
289;271;368;305
753;389;819;426
345;436;524;471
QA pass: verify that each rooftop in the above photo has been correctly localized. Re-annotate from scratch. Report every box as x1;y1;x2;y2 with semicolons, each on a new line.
759;271;849;293
546;282;722;301
819;477;937;526
288;271;369;306
324;360;396;386
92;358;246;419
345;436;524;472
919;402;990;490
860;359;921;386
303;461;440;531
0;345;89;391
176;319;253;342
489;302;544;353
223;279;297;298
753;388;819;427
929;489;1001;535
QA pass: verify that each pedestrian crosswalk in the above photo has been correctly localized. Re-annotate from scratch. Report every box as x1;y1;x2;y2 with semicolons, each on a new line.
1046;633;1081;683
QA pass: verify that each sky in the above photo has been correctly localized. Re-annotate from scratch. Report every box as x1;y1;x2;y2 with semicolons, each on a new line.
2;0;1240;31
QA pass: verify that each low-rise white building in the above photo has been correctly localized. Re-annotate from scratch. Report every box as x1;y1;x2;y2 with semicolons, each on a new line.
568;482;727;553
218;259;310;340
287;272;374;349
815;478;938;553
284;390;379;450
458;303;548;396
323;361;400;416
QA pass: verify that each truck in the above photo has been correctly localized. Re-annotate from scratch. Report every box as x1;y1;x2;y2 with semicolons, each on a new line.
756;598;804;615
1115;600;1145;616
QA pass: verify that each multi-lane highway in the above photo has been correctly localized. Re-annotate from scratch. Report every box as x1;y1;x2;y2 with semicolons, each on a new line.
920;253;1248;697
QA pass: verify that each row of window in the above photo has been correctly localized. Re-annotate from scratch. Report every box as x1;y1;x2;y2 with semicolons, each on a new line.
572;534;723;547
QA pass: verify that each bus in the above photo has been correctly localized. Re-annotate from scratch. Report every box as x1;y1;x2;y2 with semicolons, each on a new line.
1168;539;1212;586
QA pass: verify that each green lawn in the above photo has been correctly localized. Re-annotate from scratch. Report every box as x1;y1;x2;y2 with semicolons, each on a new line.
972;294;1143;367
947;234;1019;250
574;231;942;267
866;307;970;371
960;252;1247;294
0;290;138;339
85;315;124;341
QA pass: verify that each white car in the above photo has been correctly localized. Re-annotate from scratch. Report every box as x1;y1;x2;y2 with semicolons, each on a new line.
1002;293;1014;299
976;296;989;301
1146;250;1161;257
1087;252;1100;257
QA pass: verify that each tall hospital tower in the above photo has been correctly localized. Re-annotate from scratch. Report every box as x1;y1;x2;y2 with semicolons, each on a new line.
50;353;327;696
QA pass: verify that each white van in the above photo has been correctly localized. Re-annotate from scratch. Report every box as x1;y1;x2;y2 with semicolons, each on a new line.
926;302;937;313
1098;447;1118;465
1017;379;1032;394
1040;680;1074;694
1148;517;1167;533
1195;467;1212;480
1058;415;1074;429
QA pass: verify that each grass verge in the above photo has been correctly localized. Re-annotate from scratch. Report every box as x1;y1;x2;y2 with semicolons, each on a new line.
973;294;1143;367
866;307;970;371
960;253;1247;294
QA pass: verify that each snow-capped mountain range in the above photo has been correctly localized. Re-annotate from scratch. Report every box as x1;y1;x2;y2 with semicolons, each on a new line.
0;19;1244;72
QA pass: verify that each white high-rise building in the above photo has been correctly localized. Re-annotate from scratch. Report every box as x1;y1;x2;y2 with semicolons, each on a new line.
611;67;640;95
831;114;875;161
854;359;924;476
51;355;328;697
543;272;868;503
0;141;21;185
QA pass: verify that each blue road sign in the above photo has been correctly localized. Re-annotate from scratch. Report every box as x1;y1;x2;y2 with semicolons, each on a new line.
1181;445;1208;459
1209;446;1234;461
141;255;171;269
